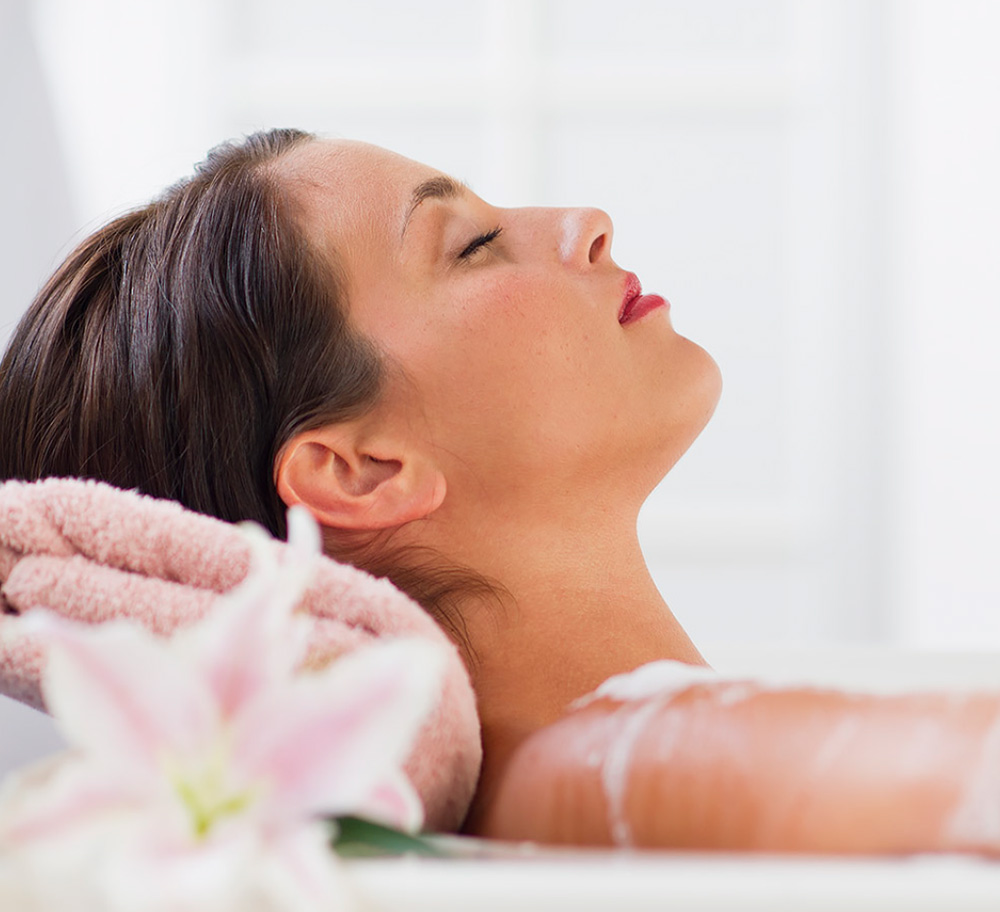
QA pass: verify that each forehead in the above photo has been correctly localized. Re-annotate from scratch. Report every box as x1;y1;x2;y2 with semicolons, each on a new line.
275;139;437;257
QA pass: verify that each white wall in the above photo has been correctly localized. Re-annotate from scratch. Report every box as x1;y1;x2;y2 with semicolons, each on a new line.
11;0;1000;650
887;0;1000;646
0;0;74;771
3;0;1000;776
0;0;76;346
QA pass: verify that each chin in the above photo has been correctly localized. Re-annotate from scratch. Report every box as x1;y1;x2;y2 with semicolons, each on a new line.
693;341;724;428
645;338;723;487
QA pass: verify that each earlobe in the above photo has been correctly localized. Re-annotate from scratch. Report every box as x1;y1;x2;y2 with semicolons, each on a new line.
274;426;446;531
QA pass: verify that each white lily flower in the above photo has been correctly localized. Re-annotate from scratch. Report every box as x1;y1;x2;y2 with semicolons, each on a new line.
0;506;446;911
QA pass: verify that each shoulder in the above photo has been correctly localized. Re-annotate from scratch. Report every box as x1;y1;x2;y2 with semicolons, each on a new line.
467;698;622;844
468;661;721;845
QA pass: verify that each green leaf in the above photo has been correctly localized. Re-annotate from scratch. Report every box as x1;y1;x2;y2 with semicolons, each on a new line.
327;815;448;858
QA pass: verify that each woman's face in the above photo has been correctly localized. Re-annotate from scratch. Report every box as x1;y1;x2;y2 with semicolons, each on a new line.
277;140;721;516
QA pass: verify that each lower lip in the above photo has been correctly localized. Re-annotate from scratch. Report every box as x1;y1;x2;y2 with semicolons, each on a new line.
620;294;669;325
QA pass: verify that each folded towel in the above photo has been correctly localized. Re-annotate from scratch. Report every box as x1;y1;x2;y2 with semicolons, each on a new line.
0;477;481;833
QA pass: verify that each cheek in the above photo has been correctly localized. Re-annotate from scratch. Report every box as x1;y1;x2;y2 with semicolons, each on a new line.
432;279;616;461
374;273;622;478
456;272;542;337
449;274;593;395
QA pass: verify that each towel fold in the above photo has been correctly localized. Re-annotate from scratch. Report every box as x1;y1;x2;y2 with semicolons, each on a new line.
0;477;481;833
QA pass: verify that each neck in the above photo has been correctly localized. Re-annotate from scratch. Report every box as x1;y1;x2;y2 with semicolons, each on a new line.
422;499;706;821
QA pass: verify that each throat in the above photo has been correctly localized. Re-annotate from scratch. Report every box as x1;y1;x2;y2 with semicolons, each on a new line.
459;580;705;836
424;500;706;831
470;588;705;736
468;564;703;775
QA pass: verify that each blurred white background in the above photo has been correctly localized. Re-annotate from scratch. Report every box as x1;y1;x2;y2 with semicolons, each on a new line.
0;0;998;770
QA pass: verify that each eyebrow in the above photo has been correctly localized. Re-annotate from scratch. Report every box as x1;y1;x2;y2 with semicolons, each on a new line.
400;175;468;240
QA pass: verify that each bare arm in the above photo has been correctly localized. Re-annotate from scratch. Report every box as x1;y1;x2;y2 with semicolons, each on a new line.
470;682;1000;854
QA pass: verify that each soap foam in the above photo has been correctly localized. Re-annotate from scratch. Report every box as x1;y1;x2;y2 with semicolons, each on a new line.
944;710;1000;847
571;659;1000;852
600;698;668;847
571;659;721;711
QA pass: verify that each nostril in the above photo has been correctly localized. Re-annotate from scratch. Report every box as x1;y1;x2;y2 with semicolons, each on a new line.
588;233;607;264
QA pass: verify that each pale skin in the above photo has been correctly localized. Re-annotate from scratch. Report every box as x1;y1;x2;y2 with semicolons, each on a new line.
270;139;1000;853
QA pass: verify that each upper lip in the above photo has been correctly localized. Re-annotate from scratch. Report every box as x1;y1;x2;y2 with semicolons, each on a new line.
618;272;643;323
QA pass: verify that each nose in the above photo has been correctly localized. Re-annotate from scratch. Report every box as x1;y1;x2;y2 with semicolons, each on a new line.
558;208;614;268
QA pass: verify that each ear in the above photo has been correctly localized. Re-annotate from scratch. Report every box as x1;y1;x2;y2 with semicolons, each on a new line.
274;425;446;531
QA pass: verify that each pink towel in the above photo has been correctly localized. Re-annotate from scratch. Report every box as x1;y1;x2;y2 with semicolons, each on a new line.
0;477;481;833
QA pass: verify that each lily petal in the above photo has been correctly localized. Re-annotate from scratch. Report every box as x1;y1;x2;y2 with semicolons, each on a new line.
355;767;425;833
97;821;354;912
94;821;269;912
0;753;166;845
260;824;358;912
230;638;445;826
18;612;218;770
172;510;320;718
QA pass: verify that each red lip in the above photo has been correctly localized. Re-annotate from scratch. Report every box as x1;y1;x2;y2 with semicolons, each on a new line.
618;272;668;325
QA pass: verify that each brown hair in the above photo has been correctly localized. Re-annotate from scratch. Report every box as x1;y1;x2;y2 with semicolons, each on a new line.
0;128;498;657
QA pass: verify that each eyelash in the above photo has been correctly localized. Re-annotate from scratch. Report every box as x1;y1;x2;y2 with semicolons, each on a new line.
457;226;503;261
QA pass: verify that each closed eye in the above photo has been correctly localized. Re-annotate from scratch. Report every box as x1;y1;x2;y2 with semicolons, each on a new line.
457;226;503;261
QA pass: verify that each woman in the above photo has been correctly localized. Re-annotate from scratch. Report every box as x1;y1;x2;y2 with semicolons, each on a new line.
1;129;997;854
